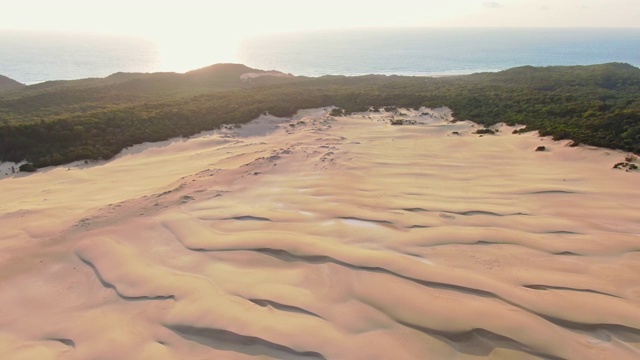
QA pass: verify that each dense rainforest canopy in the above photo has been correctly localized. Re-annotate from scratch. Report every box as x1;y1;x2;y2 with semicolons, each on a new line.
0;62;639;169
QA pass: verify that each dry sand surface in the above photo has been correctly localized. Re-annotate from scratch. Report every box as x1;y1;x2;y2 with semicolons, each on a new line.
1;107;640;360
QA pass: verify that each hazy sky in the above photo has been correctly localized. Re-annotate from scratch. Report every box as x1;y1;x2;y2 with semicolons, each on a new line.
2;0;639;39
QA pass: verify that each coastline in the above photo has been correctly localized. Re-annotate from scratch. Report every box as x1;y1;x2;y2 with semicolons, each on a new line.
3;27;640;84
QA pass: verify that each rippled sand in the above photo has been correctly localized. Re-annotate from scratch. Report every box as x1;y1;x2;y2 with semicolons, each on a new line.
1;108;640;360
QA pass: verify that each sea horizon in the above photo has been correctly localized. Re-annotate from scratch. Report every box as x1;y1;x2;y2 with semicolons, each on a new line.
1;27;640;85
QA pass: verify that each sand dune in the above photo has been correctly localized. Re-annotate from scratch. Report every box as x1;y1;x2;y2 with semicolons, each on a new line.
1;108;639;359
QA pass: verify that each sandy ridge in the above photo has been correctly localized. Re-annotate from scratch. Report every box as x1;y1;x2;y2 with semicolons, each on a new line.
1;107;639;359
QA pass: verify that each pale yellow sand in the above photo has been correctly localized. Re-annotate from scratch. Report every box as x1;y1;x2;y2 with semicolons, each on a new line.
1;108;639;360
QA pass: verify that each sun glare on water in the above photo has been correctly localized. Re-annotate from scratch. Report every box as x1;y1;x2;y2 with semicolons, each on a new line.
132;1;298;73
153;33;242;73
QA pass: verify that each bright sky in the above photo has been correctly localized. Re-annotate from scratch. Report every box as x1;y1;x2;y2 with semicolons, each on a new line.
2;0;639;71
3;0;639;36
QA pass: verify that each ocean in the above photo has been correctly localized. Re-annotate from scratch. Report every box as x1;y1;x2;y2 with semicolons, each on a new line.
1;28;639;85
0;31;159;85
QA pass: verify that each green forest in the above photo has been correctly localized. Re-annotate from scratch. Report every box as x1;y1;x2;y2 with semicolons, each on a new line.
1;63;639;169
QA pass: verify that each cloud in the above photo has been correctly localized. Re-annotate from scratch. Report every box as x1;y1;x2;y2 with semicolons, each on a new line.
482;1;504;8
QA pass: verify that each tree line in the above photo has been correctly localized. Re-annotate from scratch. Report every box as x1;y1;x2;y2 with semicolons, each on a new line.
0;63;638;169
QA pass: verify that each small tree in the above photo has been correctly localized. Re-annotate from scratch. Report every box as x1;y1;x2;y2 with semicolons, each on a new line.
474;128;495;135
19;163;37;172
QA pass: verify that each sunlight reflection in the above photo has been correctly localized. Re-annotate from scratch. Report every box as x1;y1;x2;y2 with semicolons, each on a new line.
154;34;242;73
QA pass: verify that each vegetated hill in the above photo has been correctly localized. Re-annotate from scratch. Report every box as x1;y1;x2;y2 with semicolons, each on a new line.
0;75;25;92
0;64;295;122
0;62;639;169
472;62;640;85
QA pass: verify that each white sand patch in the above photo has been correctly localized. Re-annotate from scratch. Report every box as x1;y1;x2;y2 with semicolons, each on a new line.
239;70;293;81
0;161;22;178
